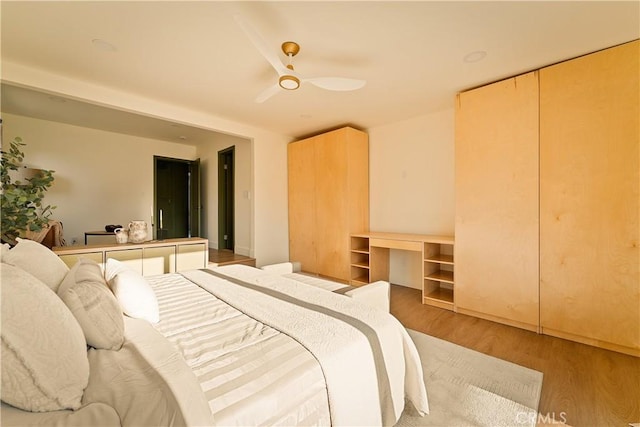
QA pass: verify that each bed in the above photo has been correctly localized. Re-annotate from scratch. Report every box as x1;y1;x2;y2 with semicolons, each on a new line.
1;238;429;426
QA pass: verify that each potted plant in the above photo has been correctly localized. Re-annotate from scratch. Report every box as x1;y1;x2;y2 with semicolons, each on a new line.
1;137;56;245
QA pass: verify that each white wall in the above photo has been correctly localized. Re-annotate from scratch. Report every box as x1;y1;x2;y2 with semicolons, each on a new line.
368;108;455;288
3;61;291;266
3;113;197;246
3;61;456;273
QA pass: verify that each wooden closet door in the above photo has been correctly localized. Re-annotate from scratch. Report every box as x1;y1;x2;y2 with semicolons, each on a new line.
288;138;318;274
315;130;349;281
540;41;639;355
455;72;540;331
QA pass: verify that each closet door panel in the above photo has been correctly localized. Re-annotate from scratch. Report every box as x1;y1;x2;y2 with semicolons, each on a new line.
288;138;318;274
315;132;349;281
455;72;540;330
540;41;639;353
346;129;370;236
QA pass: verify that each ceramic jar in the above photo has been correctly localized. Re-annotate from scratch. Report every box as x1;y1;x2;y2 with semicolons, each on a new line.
128;220;148;243
114;227;128;244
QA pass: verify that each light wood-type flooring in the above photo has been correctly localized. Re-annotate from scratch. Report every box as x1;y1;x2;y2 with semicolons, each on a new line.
208;248;256;267
390;284;640;427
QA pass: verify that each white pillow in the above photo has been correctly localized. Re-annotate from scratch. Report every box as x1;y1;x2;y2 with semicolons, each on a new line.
2;237;69;292
105;258;160;324
344;280;391;312
1;263;89;412
58;258;125;350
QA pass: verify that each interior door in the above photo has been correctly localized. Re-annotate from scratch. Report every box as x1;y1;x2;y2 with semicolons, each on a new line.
218;147;234;250
154;156;200;240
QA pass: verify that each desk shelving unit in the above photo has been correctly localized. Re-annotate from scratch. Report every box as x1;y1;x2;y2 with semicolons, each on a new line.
350;235;371;286
350;232;455;311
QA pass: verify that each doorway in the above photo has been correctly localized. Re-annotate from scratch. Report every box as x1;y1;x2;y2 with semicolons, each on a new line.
154;156;200;239
218;147;234;251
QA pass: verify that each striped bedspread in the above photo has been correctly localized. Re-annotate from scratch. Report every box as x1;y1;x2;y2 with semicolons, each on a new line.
147;273;330;427
147;265;429;426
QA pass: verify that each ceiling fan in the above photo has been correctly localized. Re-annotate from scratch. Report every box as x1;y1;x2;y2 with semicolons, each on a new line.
234;14;366;103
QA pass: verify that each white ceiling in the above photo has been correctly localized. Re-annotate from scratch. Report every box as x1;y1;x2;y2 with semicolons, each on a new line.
2;1;639;141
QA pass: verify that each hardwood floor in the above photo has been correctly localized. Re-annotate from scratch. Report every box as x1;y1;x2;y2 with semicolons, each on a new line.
208;248;256;267
390;284;640;427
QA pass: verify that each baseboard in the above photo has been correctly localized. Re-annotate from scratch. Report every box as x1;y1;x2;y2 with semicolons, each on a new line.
541;327;640;357
456;307;539;333
234;246;251;257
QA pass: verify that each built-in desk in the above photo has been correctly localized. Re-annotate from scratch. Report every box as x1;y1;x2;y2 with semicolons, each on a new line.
350;232;455;311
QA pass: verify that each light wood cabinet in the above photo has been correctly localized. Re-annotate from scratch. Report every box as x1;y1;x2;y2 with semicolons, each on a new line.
288;138;318;275
539;41;639;356
455;71;540;332
53;237;209;277
288;127;369;282
454;40;639;355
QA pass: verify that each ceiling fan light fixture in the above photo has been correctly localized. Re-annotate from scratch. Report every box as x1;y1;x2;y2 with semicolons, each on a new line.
279;74;300;90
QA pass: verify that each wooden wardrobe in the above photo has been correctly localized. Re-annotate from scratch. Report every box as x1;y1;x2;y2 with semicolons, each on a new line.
455;40;639;355
288;127;369;283
455;71;540;332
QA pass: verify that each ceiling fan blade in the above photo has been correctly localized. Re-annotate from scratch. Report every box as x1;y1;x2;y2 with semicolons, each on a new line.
255;83;281;103
304;77;366;91
234;14;288;76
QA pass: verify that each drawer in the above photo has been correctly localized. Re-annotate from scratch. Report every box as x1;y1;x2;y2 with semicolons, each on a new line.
369;238;422;252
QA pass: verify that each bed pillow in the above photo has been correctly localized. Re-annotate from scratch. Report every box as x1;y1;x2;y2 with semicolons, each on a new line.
0;243;11;261
1;263;89;412
105;258;160;324
2;237;69;292
58;258;125;350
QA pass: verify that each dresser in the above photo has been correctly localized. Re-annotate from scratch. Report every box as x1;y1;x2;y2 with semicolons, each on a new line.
53;237;209;276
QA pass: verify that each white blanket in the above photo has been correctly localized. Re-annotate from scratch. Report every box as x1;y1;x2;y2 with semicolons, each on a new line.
183;265;429;426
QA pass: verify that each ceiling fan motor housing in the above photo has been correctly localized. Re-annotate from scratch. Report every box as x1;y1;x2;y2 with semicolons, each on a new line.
281;41;300;57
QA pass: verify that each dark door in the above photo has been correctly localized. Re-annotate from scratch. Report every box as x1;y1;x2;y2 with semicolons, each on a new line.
218;147;234;250
154;156;200;239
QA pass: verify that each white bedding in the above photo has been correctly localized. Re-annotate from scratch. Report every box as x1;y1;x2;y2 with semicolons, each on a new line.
1;317;213;427
148;271;331;426
2;264;429;427
153;265;429;426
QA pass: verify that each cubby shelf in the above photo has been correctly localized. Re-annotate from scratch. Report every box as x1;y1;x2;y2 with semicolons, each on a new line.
425;254;454;264
425;270;454;283
423;239;455;310
350;232;455;310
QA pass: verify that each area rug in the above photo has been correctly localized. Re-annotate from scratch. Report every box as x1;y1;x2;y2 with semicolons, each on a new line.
396;329;543;427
